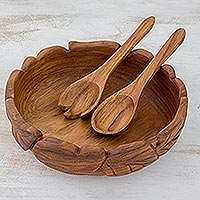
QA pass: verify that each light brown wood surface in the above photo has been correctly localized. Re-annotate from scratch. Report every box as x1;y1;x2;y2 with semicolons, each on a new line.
58;16;155;119
5;40;188;176
92;28;186;135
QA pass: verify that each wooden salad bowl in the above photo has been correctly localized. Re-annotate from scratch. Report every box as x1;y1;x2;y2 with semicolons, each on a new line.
5;41;188;176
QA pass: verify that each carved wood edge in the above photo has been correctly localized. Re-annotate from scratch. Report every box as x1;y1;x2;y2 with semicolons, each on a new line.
5;70;42;150
131;48;153;61
151;64;188;156
145;64;188;155
68;40;121;50
32;137;107;175
5;98;42;150
5;41;188;176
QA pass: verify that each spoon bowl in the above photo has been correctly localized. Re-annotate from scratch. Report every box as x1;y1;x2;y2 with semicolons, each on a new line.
91;95;135;134
58;80;100;119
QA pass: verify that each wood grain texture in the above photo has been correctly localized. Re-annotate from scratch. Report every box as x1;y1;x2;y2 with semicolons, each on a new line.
5;41;188;176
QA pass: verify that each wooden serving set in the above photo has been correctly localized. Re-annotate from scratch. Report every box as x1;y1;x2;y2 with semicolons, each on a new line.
5;16;188;176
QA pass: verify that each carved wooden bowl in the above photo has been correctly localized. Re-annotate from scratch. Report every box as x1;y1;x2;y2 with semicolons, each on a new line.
5;41;188;176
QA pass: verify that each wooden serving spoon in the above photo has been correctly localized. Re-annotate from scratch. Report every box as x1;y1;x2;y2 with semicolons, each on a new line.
91;28;186;135
58;16;155;119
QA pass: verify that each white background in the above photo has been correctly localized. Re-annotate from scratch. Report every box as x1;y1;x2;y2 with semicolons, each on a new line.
0;0;199;199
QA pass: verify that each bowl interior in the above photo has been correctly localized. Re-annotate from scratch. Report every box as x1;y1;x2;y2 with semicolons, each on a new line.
14;45;179;150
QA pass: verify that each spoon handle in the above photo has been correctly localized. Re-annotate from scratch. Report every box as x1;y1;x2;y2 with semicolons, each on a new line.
94;16;155;81
129;28;186;96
